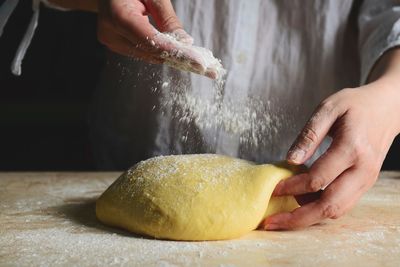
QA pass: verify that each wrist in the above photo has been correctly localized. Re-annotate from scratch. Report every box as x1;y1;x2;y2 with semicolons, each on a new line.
372;76;400;135
366;48;400;135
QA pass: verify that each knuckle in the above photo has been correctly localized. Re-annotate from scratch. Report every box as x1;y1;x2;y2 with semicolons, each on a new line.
352;144;364;159
339;88;355;96
299;126;318;148
317;96;337;115
337;143;357;163
350;139;370;163
319;99;336;114
316;97;341;120
161;15;180;28
334;88;354;101
307;177;325;192
320;203;342;219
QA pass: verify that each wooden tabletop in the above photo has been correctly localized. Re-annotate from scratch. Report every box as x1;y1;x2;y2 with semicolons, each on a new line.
1;171;399;267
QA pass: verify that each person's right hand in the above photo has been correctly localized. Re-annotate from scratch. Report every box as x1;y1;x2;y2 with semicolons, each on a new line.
98;0;187;60
98;0;218;77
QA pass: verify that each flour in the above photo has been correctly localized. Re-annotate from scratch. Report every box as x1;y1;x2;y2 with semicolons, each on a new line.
154;32;283;149
156;31;226;80
127;154;252;184
123;154;254;202
158;75;282;148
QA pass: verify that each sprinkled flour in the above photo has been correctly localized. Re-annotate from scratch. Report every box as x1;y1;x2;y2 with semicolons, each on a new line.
150;32;284;149
112;32;284;150
157;75;283;148
122;154;253;198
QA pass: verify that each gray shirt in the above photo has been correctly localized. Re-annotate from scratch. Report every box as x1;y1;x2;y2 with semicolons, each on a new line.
86;0;400;169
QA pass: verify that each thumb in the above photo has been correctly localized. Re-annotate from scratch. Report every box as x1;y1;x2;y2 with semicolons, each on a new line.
143;0;183;32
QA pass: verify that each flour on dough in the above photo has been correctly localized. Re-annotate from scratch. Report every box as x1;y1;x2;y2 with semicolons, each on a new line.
96;154;301;241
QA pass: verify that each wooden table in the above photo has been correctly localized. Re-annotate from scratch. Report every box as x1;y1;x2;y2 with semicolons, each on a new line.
1;172;399;266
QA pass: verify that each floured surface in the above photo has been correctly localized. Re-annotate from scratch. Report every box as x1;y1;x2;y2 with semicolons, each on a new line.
1;172;400;266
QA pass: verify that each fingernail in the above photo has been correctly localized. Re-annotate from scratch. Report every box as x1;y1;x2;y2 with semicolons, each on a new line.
287;149;305;164
205;70;217;80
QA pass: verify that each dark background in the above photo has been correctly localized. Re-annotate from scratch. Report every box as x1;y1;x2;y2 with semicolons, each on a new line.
0;1;103;170
0;1;399;171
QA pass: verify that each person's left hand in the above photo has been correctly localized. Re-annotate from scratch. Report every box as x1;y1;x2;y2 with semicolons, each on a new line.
259;63;400;230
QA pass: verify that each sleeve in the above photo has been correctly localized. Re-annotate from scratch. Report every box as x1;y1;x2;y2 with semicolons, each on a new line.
358;0;400;84
0;0;69;76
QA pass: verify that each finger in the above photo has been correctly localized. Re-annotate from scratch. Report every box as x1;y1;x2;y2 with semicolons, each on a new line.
287;100;344;164
111;3;198;65
260;167;366;230
111;0;160;50
98;26;163;63
170;29;194;45
157;41;208;73
142;0;183;32
205;69;218;80
275;137;354;196
110;1;209;76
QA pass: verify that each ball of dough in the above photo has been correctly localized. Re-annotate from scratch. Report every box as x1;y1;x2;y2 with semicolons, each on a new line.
96;154;302;241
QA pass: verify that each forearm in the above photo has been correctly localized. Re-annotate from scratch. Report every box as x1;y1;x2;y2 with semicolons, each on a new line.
47;0;98;12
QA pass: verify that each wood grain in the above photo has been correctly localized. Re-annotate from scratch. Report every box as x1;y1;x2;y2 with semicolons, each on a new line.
0;172;399;266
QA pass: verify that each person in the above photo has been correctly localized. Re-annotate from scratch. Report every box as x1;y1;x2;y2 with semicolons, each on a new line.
7;0;400;230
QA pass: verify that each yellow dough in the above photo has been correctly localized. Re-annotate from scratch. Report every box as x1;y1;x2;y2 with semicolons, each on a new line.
96;154;302;241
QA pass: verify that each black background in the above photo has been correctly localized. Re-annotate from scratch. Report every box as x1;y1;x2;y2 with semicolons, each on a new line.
0;1;398;171
0;1;103;170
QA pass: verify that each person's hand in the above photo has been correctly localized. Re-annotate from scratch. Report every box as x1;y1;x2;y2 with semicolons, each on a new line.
48;0;223;78
259;50;400;230
97;0;219;78
98;0;188;60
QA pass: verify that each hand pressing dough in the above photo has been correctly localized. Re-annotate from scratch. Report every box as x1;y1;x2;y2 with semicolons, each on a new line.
96;154;302;241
